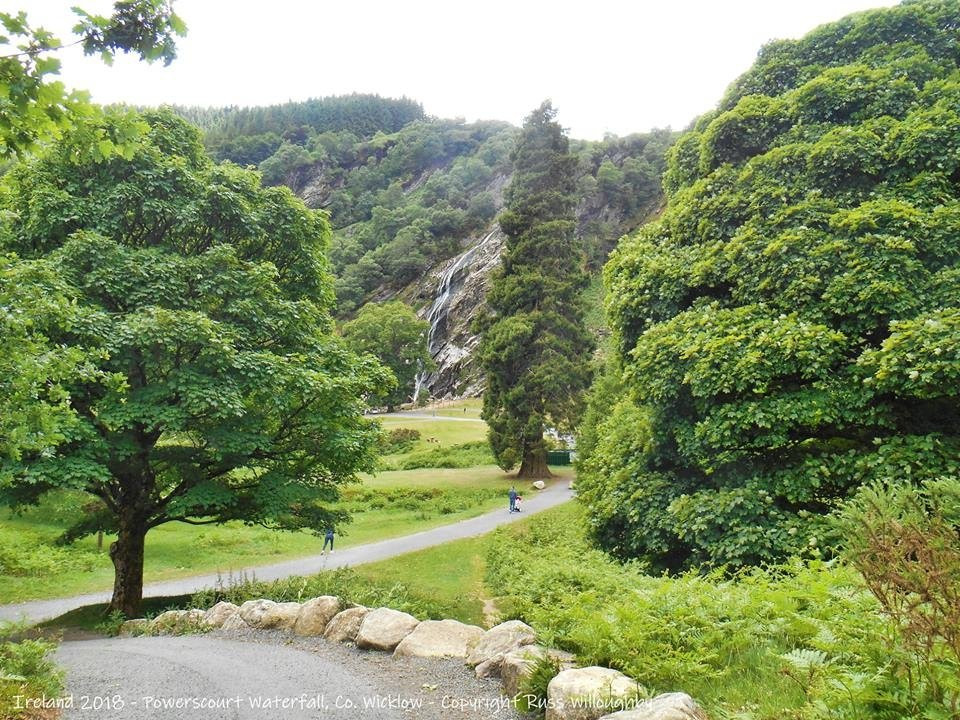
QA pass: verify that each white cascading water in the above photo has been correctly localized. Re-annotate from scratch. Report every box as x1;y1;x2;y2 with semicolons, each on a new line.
412;229;498;402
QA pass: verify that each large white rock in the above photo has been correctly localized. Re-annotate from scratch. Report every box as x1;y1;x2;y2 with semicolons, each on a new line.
546;666;643;720
257;601;302;630
394;619;484;659
203;601;239;628
533;480;546;490
355;607;420;651
293;596;341;636
502;645;577;697
597;693;707;720
238;599;278;627
466;620;536;668
323;606;369;643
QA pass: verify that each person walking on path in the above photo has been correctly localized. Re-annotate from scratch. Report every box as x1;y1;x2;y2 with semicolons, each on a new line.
508;486;518;513
322;527;335;554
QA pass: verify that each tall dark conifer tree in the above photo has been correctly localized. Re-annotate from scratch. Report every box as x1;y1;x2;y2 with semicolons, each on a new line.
477;101;593;478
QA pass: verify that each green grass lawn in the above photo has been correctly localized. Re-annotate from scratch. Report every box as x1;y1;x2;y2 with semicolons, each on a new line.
354;535;490;625
377;416;487;452
1;462;567;604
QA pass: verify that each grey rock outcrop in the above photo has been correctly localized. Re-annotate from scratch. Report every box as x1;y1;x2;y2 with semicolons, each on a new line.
257;601;302;630
237;599;278;627
203;601;239;628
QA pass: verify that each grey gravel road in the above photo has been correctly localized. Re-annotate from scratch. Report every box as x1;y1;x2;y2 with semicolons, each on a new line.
55;630;522;720
1;481;572;625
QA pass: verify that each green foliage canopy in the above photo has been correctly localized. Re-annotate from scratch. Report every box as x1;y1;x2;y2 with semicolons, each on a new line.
0;0;185;158
0;110;386;614
477;101;593;478
341;300;432;409
582;0;960;570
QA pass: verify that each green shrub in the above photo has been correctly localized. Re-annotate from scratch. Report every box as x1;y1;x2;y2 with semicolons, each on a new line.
191;567;449;620
591;0;960;571
379;427;421;454
380;441;494;470
0;538;98;577
486;504;958;719
0;625;63;718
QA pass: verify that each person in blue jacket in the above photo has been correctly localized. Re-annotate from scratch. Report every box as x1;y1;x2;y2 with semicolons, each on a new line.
508;486;518;513
322;527;335;554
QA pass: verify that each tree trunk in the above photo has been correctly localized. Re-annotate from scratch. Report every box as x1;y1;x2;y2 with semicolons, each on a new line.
517;441;553;479
109;514;147;617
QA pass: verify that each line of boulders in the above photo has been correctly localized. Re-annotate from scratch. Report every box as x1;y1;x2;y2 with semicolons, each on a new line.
119;598;706;720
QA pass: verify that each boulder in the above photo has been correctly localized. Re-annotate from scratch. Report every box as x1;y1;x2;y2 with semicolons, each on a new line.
466;619;536;668
502;645;577;697
150;608;206;634
203;601;239;628
294;596;341;636
257;601;302;630
355;607;420;651
597;693;707;720
221;612;249;631
546;666;643;720
323;606;369;643
237;599;278;627
475;654;505;678
533;480;546;490
394;619;484;659
118;619;150;637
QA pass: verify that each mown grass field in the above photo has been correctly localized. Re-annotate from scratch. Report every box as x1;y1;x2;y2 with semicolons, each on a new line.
0;406;570;605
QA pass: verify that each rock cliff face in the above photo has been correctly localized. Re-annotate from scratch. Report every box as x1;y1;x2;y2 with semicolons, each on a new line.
409;227;505;399
287;150;662;401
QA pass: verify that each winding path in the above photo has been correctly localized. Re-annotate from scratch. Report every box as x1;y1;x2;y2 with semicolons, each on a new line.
55;632;521;720
0;481;572;625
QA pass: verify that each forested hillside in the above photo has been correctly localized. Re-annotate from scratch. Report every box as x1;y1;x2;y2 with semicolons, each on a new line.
580;0;960;570
174;97;673;315
171;96;674;398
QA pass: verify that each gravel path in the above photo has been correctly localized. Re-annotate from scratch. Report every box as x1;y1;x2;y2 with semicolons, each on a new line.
55;629;521;720
1;481;572;624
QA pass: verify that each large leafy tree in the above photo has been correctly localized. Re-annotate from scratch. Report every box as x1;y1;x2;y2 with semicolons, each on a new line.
477;101;593;478
341;300;432;409
0;110;386;615
582;0;960;570
0;1;185;463
0;0;186;159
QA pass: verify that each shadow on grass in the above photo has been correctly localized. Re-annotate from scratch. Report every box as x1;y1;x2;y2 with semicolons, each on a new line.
32;594;194;638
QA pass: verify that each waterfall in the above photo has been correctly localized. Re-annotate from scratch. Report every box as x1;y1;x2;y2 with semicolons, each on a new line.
412;230;497;402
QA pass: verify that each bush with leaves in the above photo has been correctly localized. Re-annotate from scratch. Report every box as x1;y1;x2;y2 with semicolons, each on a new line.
0;625;63;718
487;504;960;719
837;478;960;715
587;0;960;570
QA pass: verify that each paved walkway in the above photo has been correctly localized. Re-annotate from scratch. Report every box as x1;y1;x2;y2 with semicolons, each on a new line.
372;412;485;423
1;481;572;625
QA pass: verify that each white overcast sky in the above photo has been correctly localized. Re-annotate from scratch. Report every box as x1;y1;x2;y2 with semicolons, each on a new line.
25;0;897;139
